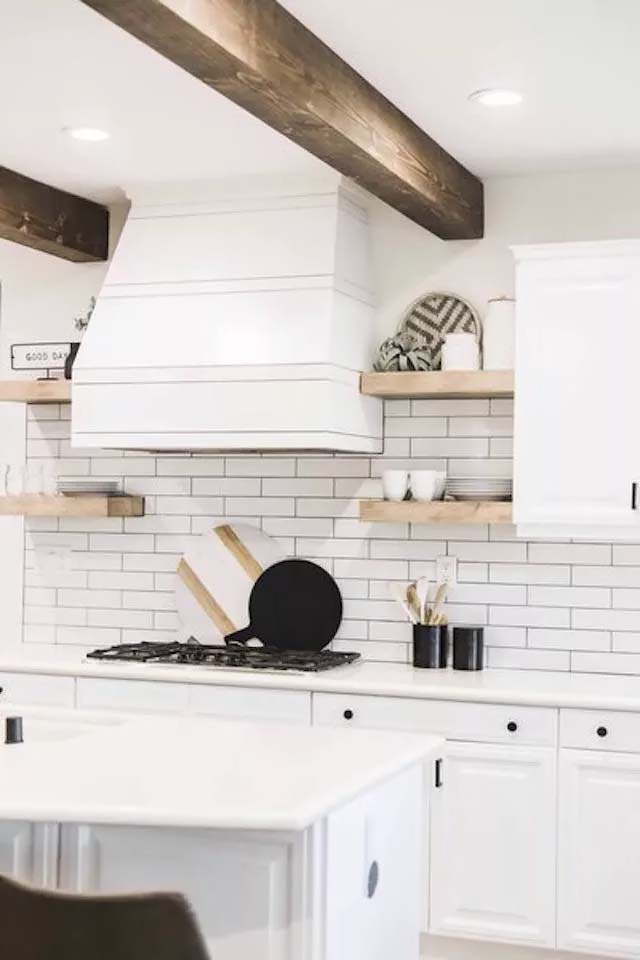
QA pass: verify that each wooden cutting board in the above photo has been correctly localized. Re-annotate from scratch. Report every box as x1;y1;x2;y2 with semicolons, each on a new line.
175;523;287;643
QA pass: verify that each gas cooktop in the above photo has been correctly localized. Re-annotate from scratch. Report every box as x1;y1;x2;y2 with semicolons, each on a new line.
87;641;361;673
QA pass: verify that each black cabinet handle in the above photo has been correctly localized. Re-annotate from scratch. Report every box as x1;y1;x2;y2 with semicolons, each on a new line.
435;758;443;788
633;483;638;511
343;709;354;720
597;726;608;738
507;721;518;733
367;860;379;898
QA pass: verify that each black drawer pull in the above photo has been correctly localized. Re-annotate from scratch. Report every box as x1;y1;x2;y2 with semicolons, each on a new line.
343;709;354;720
507;721;518;733
596;726;608;738
367;860;379;898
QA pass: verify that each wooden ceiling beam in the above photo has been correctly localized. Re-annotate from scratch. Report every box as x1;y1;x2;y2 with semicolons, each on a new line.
0;167;109;262
78;0;484;239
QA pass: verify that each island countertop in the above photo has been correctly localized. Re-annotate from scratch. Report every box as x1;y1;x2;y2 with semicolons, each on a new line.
0;712;441;831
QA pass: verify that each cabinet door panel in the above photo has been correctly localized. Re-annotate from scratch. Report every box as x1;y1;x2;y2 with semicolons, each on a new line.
514;245;640;531
430;742;556;947
59;824;297;960
559;749;640;957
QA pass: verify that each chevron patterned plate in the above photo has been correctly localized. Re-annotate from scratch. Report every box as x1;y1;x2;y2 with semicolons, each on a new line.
398;292;480;369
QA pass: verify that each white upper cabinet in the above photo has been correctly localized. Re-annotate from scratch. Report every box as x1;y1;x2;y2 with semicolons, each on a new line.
513;240;640;539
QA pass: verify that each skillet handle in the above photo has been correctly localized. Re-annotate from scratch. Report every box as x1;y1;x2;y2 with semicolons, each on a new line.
224;625;255;646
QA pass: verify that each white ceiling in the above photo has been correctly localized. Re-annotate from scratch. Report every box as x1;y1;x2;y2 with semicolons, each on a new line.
2;0;640;204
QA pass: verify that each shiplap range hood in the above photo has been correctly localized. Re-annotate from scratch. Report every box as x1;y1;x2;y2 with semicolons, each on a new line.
72;177;382;452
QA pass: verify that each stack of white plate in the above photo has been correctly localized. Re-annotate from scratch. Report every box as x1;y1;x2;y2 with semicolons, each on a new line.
57;477;122;497
446;477;513;502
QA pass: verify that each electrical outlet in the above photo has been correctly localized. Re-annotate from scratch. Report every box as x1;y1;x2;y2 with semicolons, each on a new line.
436;555;457;587
34;546;71;584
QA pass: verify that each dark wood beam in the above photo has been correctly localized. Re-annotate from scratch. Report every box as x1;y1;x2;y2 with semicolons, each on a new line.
78;0;483;239
0;167;109;262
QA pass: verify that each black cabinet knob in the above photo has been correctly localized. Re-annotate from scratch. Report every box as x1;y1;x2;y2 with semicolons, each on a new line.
343;709;354;720
507;721;518;733
597;726;608;738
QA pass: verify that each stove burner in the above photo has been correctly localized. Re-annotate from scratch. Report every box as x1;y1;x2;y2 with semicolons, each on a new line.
87;640;360;673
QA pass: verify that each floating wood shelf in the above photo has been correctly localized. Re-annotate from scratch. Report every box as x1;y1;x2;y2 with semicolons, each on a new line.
0;495;145;518
360;370;514;399
360;499;512;524
0;380;71;404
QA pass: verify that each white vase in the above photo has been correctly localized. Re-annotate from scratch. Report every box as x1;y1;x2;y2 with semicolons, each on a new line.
483;297;515;370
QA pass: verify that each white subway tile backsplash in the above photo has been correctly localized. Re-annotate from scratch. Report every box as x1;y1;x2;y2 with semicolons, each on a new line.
490;563;571;585
58;589;122;609
529;586;611;608
488;648;571;671
572;609;640;632
384;417;447;438
528;543;612;565
88;609;154;629
411;437;489;458
411;399;490;416
490;606;571;628
448;417;513;437
574;566;640;587
528;629;611;651
158;457;224;476
19;402;640;676
570;651;640;675
91;458;155;476
89;572;154;591
613;545;640;565
334;558;408;580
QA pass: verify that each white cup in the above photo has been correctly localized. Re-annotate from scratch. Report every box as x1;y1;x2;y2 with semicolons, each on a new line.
382;470;409;502
410;470;438;502
434;471;447;500
441;332;480;371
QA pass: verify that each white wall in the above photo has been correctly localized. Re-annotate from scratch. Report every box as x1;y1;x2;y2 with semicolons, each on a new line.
371;167;640;339
0;207;127;647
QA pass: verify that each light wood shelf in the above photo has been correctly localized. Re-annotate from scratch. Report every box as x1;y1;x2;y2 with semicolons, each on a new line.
360;370;514;399
0;495;145;518
360;499;512;524
0;380;71;404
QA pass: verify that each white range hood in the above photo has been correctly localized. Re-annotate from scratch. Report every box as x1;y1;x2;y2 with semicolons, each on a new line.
72;177;382;453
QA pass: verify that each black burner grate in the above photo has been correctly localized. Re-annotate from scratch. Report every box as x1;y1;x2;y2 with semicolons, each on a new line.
87;641;360;673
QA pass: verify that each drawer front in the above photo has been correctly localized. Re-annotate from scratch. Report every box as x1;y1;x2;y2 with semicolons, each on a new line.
0;671;75;707
77;677;189;713
561;708;640;753
189;685;311;725
313;693;557;746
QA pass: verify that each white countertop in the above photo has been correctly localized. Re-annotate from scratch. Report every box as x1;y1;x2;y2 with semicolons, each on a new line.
4;645;640;711
0;712;440;831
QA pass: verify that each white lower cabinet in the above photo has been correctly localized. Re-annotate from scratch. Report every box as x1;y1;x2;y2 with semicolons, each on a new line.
58;823;299;959
0;821;58;887
430;742;557;948
54;766;423;960
558;749;640;957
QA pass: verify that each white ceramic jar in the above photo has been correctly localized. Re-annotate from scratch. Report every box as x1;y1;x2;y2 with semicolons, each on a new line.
483;297;515;370
441;332;480;371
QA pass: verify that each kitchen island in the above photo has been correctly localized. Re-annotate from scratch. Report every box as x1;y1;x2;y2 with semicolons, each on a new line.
0;711;441;960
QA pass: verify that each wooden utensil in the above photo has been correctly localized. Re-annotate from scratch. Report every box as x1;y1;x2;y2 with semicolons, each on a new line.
390;582;418;624
407;582;422;624
428;582;448;625
416;577;430;625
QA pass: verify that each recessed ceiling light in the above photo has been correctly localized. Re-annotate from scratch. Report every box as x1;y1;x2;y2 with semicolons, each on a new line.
468;88;523;107
64;127;110;142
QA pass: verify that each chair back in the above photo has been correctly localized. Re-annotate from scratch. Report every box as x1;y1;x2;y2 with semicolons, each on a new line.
0;873;211;960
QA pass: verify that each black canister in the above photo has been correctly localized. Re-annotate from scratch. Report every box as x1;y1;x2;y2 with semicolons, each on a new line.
413;624;448;669
452;626;484;671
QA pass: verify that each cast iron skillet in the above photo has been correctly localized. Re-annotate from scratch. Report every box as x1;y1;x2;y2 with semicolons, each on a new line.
224;558;343;652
